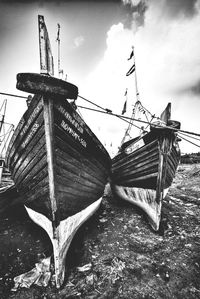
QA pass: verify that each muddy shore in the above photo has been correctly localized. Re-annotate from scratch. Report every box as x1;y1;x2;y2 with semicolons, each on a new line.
0;163;200;299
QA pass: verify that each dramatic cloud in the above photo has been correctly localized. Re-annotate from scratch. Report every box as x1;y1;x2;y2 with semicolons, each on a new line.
161;0;198;19
122;0;198;18
122;0;199;30
81;0;200;154
122;0;147;30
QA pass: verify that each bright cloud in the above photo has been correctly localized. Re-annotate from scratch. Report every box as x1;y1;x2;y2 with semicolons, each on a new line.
79;0;200;155
78;23;135;156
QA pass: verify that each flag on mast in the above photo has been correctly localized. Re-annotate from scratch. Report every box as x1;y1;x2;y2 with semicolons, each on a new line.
38;15;54;76
126;46;135;76
122;101;127;115
127;47;134;60
126;64;135;76
122;88;128;115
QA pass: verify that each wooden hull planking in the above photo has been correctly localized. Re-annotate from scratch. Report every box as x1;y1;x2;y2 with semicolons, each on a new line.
6;91;110;287
111;127;180;231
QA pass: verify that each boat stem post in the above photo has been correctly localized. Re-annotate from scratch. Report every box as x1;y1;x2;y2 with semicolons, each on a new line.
25;197;102;288
0;159;4;184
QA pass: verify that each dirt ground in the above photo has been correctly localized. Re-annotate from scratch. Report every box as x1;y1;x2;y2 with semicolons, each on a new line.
0;163;200;299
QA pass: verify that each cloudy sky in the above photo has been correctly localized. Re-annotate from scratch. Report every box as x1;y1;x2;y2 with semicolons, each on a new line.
0;0;200;156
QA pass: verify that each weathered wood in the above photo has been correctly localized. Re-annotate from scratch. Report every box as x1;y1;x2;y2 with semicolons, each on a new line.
55;156;105;189
43;96;58;230
54;125;109;177
6;96;43;166
113;153;159;181
25;197;102;288
112;144;158;172
15;153;47;190
119;172;158;186
111;102;180;231
54;100;110;170
6;75;110;289
17;73;78;99
55;147;107;186
12;129;46;181
38;15;54;75
112;139;158;165
12;127;45;178
160;102;171;123
5;14;110;289
111;185;162;230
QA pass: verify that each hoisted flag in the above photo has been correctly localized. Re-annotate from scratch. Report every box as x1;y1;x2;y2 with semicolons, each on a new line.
122;88;128;115
126;64;135;76
127;47;134;60
122;100;127;115
126;46;135;76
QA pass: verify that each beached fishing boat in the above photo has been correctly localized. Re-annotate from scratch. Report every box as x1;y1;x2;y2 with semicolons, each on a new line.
111;48;181;231
0;99;14;184
5;15;111;288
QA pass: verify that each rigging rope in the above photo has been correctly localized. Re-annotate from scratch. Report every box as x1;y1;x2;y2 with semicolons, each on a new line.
78;95;142;129
1;90;200;142
0;125;14;139
78;95;108;112
0;92;27;99
178;131;200;143
178;134;200;148
77;104;200;138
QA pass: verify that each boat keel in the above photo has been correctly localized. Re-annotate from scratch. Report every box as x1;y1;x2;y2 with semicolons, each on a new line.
112;185;168;231
25;197;102;288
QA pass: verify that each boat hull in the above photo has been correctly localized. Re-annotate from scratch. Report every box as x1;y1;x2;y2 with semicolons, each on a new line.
6;79;111;287
6;95;110;221
111;126;180;230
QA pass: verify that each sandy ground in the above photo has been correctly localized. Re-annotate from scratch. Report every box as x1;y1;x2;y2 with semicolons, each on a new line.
0;163;200;299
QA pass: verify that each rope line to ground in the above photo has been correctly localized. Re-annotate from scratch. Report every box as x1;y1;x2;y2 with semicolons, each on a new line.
78;94;142;130
77;105;200;138
1;91;200;140
0;92;27;99
178;134;200;148
178;131;200;142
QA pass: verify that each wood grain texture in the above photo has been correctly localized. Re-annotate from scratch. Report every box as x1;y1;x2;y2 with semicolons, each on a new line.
112;130;180;192
6;94;110;222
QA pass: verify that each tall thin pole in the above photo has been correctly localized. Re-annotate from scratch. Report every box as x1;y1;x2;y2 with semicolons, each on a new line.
57;23;61;78
38;15;54;76
0;99;7;134
56;23;64;79
121;46;140;145
134;47;140;103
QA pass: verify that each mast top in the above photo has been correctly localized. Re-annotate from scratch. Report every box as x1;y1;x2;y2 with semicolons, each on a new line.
38;15;54;76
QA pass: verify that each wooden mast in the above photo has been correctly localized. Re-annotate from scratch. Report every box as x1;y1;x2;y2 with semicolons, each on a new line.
22;15;103;288
0;99;7;183
38;15;54;76
56;23;63;79
38;14;58;231
121;46;141;145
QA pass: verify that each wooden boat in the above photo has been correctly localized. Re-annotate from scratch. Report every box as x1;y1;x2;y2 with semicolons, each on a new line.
0;99;14;184
5;16;111;288
111;48;181;231
0;99;16;212
111;104;181;230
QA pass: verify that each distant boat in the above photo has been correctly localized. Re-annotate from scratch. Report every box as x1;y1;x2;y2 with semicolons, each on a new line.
5;15;111;288
111;47;181;231
0;99;14;185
